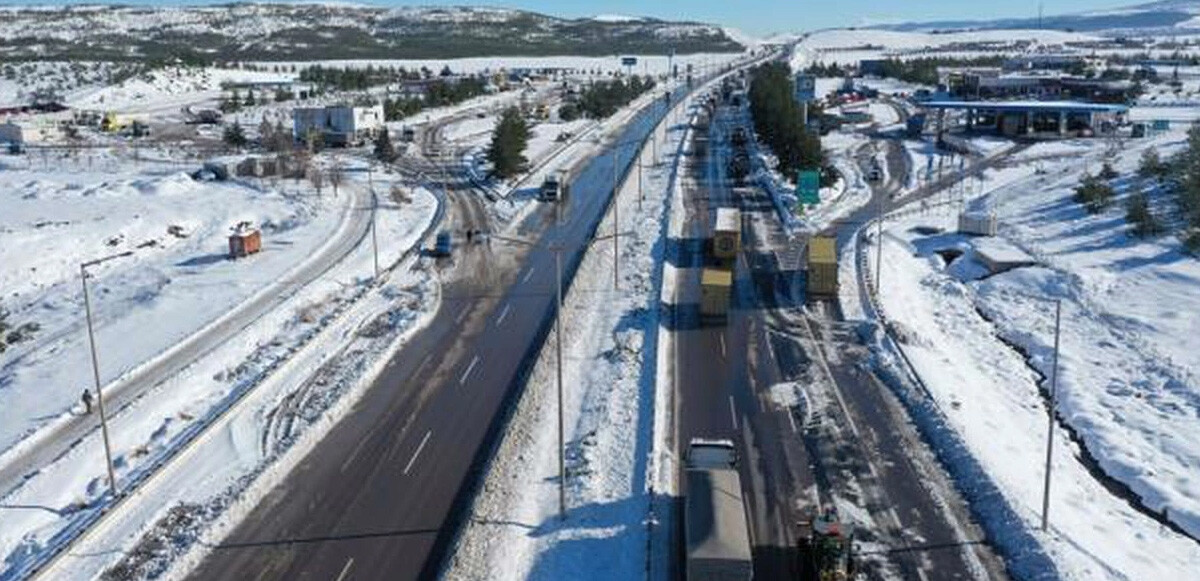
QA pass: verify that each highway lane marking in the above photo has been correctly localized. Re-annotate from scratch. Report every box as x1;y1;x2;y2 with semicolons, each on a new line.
521;266;536;284
340;432;373;474
335;558;355;581
403;430;432;476
495;303;511;327
414;353;433;379
460;355;481;385
455;308;470;325
728;395;738;431
719;334;726;359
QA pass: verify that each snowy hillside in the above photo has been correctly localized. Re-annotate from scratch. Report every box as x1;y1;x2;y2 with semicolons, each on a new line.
791;28;1100;68
878;0;1200;34
0;3;744;61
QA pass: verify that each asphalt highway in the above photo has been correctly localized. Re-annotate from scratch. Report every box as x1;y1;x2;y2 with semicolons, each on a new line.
189;88;683;581
670;98;1009;580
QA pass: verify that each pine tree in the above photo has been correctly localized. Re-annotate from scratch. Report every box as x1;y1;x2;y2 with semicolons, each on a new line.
223;122;247;149
1138;147;1165;180
374;129;396;163
1126;192;1163;237
487;107;530;179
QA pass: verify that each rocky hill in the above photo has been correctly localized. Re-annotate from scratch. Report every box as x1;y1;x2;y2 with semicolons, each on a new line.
0;3;745;62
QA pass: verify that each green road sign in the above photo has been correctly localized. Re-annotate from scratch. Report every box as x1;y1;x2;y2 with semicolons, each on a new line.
797;170;820;205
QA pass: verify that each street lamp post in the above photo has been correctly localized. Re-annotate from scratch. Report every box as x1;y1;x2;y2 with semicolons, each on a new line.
612;147;620;290
366;161;380;280
493;228;631;520
81;250;132;499
1041;299;1063;531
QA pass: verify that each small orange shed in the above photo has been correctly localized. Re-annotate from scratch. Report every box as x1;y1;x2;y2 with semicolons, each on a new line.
228;225;262;258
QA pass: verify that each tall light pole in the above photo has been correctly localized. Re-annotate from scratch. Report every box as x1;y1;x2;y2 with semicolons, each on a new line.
875;193;884;295
1041;299;1063;531
493;228;629;519
367;162;380;281
612;146;620;290
81;250;133;499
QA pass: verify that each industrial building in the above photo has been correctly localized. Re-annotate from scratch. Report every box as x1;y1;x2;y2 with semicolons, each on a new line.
919;100;1129;139
940;68;1133;103
292;104;385;147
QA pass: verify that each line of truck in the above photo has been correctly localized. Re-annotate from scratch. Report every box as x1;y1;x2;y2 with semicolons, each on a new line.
699;207;741;324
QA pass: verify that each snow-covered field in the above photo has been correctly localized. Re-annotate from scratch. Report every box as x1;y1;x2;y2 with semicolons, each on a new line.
857;129;1200;579
791;28;1099;68
0;156;342;456
2;163;440;580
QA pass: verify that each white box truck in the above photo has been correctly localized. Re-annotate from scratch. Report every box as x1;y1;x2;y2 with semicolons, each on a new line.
685;438;753;581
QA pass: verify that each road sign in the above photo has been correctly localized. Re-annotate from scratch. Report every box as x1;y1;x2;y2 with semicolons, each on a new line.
621;56;638;67
794;73;816;103
797;170;820;205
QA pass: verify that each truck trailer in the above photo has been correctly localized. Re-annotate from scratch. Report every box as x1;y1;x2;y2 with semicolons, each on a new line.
685;439;753;581
806;236;838;299
711;207;742;266
700;267;733;324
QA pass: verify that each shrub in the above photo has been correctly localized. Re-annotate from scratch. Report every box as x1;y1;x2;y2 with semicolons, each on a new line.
1126;193;1164;237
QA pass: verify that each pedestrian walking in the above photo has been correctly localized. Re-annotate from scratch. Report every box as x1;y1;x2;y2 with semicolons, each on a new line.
82;389;93;414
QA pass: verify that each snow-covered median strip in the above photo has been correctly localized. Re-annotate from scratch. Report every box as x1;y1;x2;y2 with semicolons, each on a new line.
444;83;702;581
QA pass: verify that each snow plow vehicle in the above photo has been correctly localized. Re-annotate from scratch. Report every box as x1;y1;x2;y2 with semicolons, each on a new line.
796;507;856;581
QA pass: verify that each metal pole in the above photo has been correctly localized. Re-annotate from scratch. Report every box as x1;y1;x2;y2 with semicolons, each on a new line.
82;266;118;498
555;247;566;520
612;147;619;290
875;194;883;295
637;155;643;211
371;200;380;280
651;126;658;166
1041;299;1063;532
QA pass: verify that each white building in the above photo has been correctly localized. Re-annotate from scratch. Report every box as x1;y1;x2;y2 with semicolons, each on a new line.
0;120;62;146
292;104;385;146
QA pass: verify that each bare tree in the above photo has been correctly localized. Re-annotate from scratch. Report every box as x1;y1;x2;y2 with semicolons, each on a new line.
309;165;325;197
328;157;344;198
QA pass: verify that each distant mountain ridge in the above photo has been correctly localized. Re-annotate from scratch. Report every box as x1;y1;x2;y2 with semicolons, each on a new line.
876;0;1200;34
0;3;745;61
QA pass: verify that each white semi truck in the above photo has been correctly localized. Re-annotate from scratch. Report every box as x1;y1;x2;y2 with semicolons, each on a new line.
685;438;753;581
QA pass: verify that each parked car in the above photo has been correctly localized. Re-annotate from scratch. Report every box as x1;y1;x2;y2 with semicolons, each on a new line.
433;230;453;257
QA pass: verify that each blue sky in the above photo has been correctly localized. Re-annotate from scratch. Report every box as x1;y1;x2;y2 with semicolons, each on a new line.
12;0;1142;35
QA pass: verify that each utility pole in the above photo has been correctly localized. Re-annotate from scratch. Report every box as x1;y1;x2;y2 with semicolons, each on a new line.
637;154;644;211
81;250;133;499
1041;299;1063;531
612;147;620;290
493;229;619;519
554;246;565;519
875;193;884;295
371;191;380;280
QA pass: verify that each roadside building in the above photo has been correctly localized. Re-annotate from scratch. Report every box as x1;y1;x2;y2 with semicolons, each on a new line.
920;99;1128;139
292;104;385;146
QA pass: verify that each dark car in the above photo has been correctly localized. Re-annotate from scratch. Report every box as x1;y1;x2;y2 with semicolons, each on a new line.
433;231;452;257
